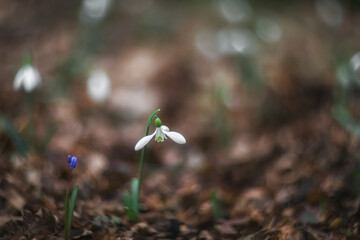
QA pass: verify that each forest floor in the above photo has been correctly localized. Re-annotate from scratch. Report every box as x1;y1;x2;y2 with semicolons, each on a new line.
1;1;360;239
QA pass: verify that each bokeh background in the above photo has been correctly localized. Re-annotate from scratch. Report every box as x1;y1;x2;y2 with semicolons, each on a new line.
1;0;360;238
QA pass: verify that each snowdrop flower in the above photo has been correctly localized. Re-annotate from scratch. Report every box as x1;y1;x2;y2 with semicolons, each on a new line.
86;69;111;102
316;0;342;27
80;0;112;24
135;118;186;151
13;64;41;92
67;155;77;169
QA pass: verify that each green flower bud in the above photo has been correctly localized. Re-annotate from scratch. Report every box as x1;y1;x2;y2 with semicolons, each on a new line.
23;53;32;66
155;118;162;127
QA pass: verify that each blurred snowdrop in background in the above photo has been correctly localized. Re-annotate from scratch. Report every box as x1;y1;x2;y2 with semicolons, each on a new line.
217;28;258;56
195;29;219;60
229;29;258;56
218;0;252;23
255;17;282;44
216;29;235;56
336;64;352;88
79;0;113;24
13;65;42;93
86;69;111;103
195;28;259;58
350;52;360;81
316;0;343;27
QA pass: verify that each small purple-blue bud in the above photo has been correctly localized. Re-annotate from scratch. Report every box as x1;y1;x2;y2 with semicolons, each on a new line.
70;156;77;169
67;155;72;163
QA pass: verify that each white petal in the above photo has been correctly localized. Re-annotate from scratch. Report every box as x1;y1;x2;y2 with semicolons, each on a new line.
87;70;111;102
155;128;165;142
134;131;156;151
161;125;169;132
164;131;186;144
13;68;25;90
23;67;41;92
13;66;41;92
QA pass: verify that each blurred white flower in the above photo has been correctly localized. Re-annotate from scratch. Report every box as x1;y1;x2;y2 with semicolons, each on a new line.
13;65;42;92
217;28;258;56
350;53;360;71
218;0;252;23
316;0;342;27
350;52;360;81
80;0;112;23
336;64;353;88
255;17;282;43
87;69;111;102
194;29;219;59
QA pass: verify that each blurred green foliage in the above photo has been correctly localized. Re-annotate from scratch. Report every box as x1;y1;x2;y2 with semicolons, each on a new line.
64;185;79;240
0;116;28;157
122;178;140;221
214;84;233;147
333;60;360;139
211;188;221;221
235;56;264;91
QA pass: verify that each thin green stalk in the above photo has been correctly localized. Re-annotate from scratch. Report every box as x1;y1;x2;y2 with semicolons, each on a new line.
137;147;147;196
64;185;79;239
25;92;34;151
136;109;160;212
64;190;69;240
64;163;79;239
67;185;78;237
211;189;221;221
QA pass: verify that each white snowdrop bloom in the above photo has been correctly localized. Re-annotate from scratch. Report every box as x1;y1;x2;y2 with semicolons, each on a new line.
350;52;360;72
80;0;112;23
216;28;258;56
13;65;42;92
349;52;360;81
135;118;186;151
195;29;219;59
316;0;342;27
218;0;252;23
255;17;282;43
87;69;111;102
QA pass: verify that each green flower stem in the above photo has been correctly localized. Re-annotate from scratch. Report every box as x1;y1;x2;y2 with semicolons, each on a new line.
64;190;70;240
25;91;34;151
64;185;78;240
136;147;146;208
211;189;221;221
136;109;160;211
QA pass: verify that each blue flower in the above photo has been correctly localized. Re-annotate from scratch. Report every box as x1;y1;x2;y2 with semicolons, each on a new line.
67;155;77;169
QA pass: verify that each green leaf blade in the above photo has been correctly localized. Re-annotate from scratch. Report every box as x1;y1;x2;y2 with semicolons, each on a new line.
67;185;78;238
0;116;28;157
131;178;139;215
124;207;138;222
64;190;70;240
211;189;221;221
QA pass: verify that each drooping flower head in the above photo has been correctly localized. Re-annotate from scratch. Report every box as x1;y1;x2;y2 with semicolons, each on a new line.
13;62;42;93
67;155;77;169
86;69;111;103
80;0;113;24
135;117;186;151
